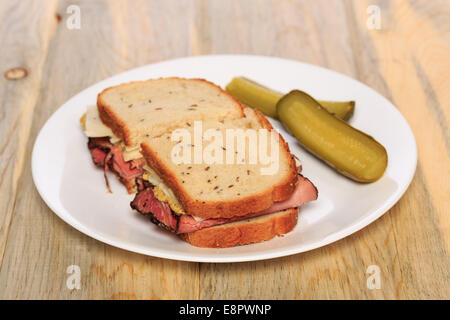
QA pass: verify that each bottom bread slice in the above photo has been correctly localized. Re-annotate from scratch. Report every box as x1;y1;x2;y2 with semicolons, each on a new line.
179;208;299;248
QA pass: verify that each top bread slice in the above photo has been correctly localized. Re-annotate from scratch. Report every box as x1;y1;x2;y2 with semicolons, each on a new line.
141;107;298;219
98;78;244;146
97;77;298;219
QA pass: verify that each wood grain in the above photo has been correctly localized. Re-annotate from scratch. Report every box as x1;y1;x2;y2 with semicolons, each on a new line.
0;0;448;299
0;0;59;271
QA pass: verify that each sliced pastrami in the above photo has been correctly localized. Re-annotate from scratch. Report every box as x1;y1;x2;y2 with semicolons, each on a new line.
131;173;317;234
130;187;178;232
87;137;145;192
256;174;318;215
177;211;266;234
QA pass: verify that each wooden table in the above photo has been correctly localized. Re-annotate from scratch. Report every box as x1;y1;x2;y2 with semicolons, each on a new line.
0;0;448;299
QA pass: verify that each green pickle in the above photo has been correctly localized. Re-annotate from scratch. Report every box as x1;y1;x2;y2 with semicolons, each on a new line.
226;77;355;121
226;77;281;118
277;90;387;182
318;100;355;121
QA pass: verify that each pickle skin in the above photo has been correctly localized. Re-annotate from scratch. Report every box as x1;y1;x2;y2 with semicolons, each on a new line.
277;90;388;183
226;77;355;121
226;77;280;118
318;100;355;121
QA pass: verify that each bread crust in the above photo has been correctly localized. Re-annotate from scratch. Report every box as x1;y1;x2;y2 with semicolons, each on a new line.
97;77;298;218
97;77;245;146
179;208;298;248
140;108;298;219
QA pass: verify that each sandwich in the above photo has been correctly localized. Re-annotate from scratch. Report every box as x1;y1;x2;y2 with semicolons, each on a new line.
81;78;317;248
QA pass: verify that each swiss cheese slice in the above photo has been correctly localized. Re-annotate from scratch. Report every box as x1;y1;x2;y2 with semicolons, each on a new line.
84;105;115;138
82;106;142;161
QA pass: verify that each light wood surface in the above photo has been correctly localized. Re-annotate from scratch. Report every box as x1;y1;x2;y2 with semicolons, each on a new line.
0;0;448;299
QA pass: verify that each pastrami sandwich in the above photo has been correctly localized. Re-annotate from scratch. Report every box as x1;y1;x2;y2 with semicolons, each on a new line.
81;78;317;248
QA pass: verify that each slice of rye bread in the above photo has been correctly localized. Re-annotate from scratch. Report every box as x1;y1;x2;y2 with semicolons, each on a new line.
179;208;299;248
97;78;245;146
141;107;298;219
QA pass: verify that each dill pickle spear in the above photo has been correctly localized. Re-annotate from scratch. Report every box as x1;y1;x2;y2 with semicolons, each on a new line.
318;100;355;121
226;77;282;118
226;77;355;120
277;90;387;182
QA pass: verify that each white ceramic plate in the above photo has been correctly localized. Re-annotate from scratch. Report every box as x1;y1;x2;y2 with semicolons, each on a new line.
32;55;417;263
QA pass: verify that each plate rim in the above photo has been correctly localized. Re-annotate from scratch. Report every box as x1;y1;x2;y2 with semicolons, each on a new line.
31;54;418;263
